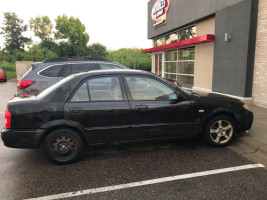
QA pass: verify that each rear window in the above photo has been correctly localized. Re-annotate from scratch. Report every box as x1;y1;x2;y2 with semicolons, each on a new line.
39;65;64;77
0;68;3;72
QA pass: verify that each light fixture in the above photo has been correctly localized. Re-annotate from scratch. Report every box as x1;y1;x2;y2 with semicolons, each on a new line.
225;33;232;42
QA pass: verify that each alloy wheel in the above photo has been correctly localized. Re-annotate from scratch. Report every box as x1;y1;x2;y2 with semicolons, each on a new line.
209;120;233;144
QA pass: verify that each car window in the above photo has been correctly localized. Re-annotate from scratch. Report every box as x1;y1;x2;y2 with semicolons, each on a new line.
71;63;100;74
88;76;123;101
39;65;64;77
125;76;177;100
61;65;72;77
70;82;89;102
100;63;123;70
0;68;3;72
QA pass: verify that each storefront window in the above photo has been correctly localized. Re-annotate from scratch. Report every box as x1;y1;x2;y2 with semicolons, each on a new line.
165;50;177;61
178;26;196;41
165;32;178;44
154;37;165;47
178;47;195;60
164;47;195;89
153;26;196;47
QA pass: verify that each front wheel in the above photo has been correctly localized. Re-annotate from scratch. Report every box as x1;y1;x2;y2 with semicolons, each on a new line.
204;115;236;147
44;129;84;164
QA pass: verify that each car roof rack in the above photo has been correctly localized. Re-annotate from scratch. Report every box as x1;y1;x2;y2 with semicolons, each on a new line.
43;57;111;63
43;57;69;63
82;57;111;61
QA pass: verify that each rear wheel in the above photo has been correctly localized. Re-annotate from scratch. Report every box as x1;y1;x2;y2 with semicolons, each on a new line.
204;115;236;147
44;129;83;164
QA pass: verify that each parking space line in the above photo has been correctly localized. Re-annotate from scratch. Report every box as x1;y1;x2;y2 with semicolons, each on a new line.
24;164;264;200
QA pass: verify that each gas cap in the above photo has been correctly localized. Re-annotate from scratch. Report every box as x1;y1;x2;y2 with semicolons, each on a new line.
39;81;48;89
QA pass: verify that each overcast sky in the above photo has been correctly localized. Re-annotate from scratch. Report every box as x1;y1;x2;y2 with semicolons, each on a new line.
0;0;152;50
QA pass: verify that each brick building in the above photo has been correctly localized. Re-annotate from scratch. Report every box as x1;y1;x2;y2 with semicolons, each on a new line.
253;0;267;108
143;0;267;108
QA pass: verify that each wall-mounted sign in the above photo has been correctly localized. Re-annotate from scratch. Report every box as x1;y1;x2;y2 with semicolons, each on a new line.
151;0;170;28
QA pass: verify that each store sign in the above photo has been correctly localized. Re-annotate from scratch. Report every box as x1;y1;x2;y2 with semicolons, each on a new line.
151;0;170;28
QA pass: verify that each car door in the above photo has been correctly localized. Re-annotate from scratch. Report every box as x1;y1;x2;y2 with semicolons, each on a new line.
64;75;132;144
123;74;194;140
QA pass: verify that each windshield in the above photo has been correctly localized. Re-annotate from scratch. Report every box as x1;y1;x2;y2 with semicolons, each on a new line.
37;75;74;98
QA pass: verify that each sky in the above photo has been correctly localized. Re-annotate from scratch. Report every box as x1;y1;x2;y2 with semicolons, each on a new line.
0;0;152;50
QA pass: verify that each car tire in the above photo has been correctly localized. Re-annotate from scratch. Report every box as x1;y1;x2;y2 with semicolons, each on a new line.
44;129;84;164
204;115;236;147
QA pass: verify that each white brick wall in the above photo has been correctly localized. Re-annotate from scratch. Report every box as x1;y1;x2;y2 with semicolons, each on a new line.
253;0;267;108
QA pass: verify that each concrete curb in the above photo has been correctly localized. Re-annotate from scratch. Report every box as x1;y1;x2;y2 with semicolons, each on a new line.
231;105;267;167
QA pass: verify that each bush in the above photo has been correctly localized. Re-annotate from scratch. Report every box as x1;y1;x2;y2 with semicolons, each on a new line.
0;61;16;72
107;48;151;71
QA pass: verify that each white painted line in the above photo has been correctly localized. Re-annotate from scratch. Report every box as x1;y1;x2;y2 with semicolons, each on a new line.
24;164;264;200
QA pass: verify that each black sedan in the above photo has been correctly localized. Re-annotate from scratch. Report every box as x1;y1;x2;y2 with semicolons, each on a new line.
1;69;253;164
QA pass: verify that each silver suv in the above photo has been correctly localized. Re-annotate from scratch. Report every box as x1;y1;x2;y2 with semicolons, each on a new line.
16;57;129;96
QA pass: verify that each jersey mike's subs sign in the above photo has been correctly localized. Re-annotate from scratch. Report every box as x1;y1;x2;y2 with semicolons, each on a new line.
151;0;170;28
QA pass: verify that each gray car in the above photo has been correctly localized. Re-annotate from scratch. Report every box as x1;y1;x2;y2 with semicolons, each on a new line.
16;57;129;96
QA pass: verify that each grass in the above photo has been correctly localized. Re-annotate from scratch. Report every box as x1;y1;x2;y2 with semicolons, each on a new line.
0;61;17;80
6;71;17;79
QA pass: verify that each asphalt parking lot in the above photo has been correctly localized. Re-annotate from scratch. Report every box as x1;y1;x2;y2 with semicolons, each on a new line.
1;81;267;200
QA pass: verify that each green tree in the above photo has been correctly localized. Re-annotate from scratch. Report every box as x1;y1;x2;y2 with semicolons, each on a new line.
55;14;89;57
29;16;53;42
22;44;57;62
40;40;59;55
0;12;31;53
107;48;151;71
58;42;72;57
87;43;108;58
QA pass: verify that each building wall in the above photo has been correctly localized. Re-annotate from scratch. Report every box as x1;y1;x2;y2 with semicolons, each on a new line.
212;0;257;98
148;0;244;39
193;17;215;93
253;0;267;108
16;61;33;79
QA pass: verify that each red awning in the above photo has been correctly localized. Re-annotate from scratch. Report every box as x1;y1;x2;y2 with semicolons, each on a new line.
142;34;214;53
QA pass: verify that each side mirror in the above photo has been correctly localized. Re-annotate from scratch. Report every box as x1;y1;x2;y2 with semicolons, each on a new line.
170;92;184;104
177;92;184;102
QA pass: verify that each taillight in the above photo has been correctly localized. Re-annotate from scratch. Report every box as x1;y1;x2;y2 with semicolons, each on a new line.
0;72;4;77
5;109;11;129
17;80;35;90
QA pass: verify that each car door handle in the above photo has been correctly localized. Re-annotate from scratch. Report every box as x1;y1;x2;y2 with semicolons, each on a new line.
70;107;83;113
135;105;148;111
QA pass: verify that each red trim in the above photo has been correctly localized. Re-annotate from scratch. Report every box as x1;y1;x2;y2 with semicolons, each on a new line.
155;54;159;75
142;34;215;53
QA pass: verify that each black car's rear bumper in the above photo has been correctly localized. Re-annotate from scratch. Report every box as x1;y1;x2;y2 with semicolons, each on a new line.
1;128;45;149
235;110;253;132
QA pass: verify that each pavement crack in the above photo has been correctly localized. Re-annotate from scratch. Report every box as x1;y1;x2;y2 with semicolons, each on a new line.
240;144;267;155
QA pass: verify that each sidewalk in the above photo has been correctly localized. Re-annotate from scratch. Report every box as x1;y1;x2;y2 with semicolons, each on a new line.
229;105;267;167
